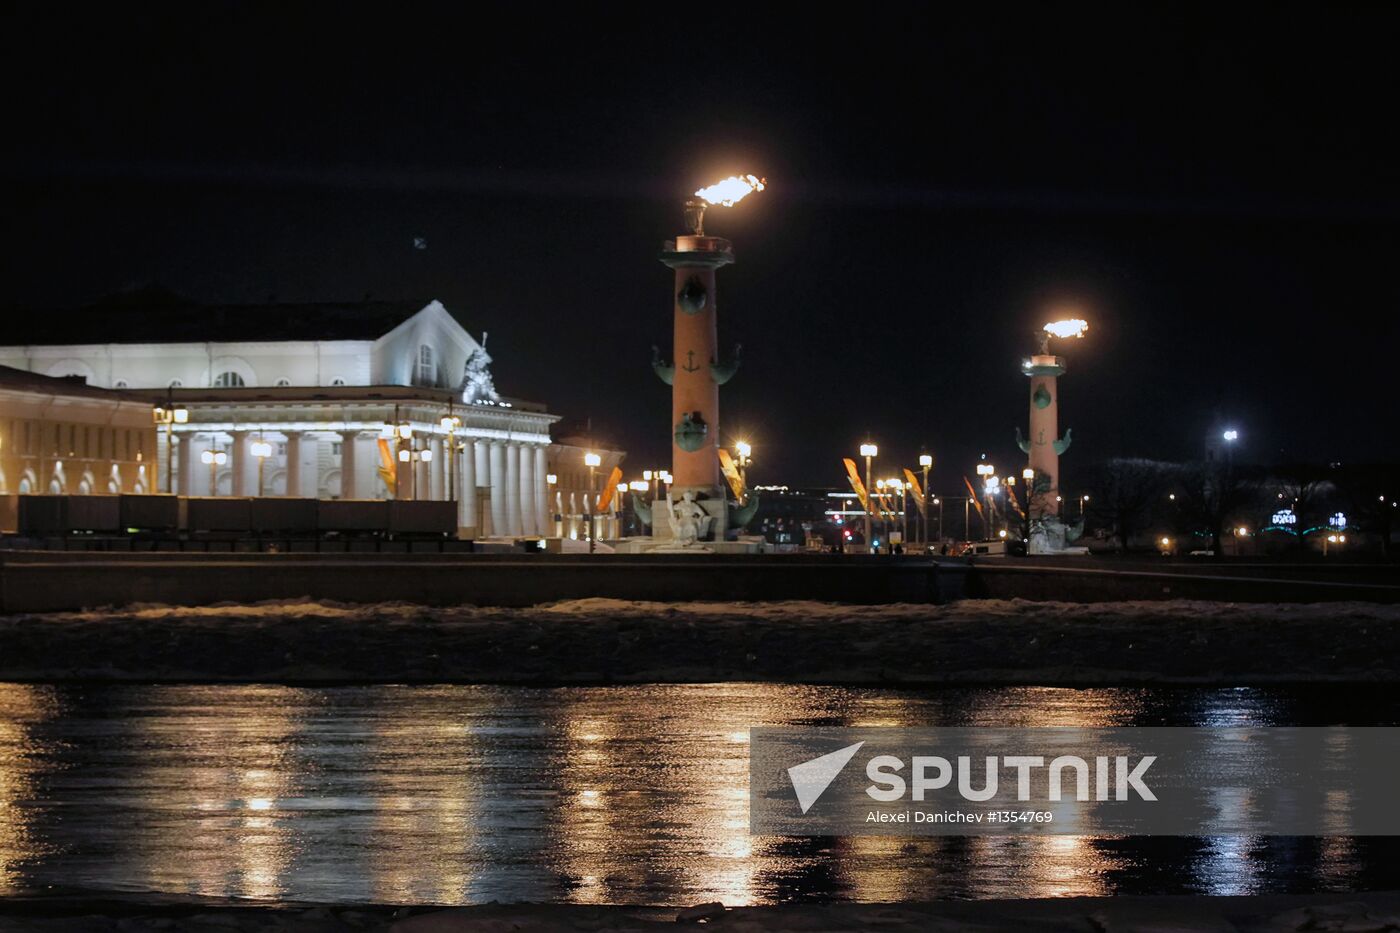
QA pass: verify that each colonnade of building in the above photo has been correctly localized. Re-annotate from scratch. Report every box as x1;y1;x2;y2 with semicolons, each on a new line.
169;430;556;538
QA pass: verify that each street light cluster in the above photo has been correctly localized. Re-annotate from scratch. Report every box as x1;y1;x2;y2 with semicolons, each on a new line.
855;442;939;552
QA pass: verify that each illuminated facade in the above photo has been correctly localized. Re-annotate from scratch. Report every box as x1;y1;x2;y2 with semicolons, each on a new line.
0;293;623;538
0;366;157;528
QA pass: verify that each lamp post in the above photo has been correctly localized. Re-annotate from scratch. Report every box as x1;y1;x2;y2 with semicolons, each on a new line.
976;461;995;540
441;415;460;501
734;440;752;504
918;453;933;546
201;448;227;496
547;472;558;537
860;443;877;552
397;444;433;501
1022;467;1035;547
1222;429;1239;467
889;478;907;549
152;405;189;494
250;437;273;497
584;451;601;553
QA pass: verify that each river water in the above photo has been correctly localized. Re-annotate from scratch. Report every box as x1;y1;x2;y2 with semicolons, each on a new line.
2;683;1397;906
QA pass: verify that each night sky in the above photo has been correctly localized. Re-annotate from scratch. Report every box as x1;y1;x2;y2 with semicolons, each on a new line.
5;7;1397;489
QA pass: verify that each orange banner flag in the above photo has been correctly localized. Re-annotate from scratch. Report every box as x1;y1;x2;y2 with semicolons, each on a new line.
842;458;869;511
962;475;985;516
902;468;924;502
717;448;746;501
376;438;397;496
595;466;624;512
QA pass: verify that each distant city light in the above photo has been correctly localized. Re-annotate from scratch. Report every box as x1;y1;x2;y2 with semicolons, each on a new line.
1222;429;1239;442
860;443;878;458
919;454;933;468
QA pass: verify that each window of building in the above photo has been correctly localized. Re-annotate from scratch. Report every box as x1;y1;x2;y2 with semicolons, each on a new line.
214;371;246;387
331;441;343;456
415;344;436;387
275;377;291;387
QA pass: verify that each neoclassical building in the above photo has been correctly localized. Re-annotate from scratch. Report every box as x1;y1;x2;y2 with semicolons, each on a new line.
0;366;157;503
0;291;618;538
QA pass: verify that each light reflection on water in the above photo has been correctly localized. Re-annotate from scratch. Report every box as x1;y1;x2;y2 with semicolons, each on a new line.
0;683;1397;906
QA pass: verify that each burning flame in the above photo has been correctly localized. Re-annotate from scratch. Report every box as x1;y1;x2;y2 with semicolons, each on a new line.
1043;319;1089;339
694;174;766;207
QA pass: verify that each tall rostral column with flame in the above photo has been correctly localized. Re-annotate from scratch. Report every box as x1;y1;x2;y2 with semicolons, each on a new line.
651;175;763;540
1016;318;1088;520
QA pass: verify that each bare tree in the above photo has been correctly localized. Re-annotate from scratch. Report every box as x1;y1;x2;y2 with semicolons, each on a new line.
1269;462;1333;552
1174;459;1261;557
1332;463;1400;559
1085;458;1172;552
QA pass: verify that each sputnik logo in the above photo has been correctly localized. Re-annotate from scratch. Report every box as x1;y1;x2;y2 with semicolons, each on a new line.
787;742;864;814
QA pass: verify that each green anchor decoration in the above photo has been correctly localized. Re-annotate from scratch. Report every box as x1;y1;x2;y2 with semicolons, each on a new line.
1015;425;1073;455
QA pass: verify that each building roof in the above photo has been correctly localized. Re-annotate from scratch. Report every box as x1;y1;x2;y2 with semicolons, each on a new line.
5;286;434;345
0;364;145;402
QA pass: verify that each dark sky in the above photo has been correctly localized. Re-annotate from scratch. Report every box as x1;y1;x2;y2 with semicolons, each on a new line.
4;6;1398;489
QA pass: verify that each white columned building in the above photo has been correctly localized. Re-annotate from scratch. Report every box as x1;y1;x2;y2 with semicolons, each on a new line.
0;294;602;539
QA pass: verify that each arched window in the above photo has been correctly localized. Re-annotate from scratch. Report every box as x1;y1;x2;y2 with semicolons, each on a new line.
415;344;437;387
214;371;246;387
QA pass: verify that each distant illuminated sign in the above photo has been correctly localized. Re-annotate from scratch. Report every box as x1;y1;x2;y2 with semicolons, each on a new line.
1329;512;1347;529
1271;509;1297;526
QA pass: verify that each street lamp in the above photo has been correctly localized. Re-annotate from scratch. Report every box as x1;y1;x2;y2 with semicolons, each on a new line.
250;438;273;497
859;443;877;551
1021;468;1036;547
440;415;460;500
976;462;996;539
918;453;933;545
396;445;432;500
734;440;752;504
200;448;227;495
584;452;602;553
152;405;189;494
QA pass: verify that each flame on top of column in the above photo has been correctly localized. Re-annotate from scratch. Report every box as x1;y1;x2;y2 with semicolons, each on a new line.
1043;319;1089;339
695;174;766;207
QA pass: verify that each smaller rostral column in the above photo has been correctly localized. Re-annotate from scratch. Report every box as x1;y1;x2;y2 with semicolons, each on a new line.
1016;317;1088;518
650;174;764;541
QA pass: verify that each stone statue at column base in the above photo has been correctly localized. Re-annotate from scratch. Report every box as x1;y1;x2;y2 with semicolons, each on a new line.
1028;515;1089;556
